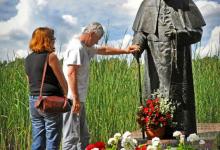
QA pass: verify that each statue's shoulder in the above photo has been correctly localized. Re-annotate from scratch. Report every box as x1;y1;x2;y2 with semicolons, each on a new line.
184;0;206;27
141;0;160;7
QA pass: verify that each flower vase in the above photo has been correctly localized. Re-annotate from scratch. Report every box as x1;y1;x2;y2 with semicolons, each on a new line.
146;127;165;140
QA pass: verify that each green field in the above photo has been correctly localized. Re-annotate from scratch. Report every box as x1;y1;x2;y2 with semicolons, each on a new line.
0;56;219;149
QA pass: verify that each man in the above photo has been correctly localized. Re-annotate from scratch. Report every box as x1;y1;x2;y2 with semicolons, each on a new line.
132;0;206;137
62;22;139;149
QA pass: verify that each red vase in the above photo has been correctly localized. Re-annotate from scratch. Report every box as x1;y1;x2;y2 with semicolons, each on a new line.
145;127;165;140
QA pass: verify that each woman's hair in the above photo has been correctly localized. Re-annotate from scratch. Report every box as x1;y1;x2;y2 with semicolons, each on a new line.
29;27;55;53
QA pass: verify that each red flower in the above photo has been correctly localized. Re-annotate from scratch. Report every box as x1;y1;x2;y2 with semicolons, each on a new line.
136;144;147;150
145;117;149;123
94;141;105;149
166;113;171;119
155;97;159;103
149;105;154;111
86;142;105;150
143;107;148;113
156;112;160;117
163;122;167;126
146;99;152;104
159;116;165;122
86;144;96;150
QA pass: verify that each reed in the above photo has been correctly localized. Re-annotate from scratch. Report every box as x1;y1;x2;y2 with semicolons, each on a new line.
0;55;219;148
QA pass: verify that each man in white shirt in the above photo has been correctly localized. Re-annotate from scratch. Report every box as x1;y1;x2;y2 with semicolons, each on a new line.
62;22;139;150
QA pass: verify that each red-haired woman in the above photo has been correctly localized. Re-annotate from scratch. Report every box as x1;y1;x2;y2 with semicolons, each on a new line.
25;27;68;150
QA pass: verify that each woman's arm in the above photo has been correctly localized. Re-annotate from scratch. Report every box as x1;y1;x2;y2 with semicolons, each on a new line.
48;52;68;96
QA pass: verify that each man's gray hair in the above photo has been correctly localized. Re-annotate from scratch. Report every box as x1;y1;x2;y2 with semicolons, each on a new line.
82;22;104;38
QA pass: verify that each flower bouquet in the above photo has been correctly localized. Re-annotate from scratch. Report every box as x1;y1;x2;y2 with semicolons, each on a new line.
137;91;176;139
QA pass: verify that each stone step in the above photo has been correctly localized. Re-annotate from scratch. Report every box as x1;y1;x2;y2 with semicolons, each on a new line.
131;123;220;150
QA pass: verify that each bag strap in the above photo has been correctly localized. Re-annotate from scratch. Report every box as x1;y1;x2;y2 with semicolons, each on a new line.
39;54;49;97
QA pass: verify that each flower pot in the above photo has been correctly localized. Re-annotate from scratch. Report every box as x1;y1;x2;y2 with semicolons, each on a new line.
146;127;165;140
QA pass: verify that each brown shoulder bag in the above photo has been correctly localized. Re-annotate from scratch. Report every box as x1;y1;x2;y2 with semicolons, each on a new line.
34;54;71;113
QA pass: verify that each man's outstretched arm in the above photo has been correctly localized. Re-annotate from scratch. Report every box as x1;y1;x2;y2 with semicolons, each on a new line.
96;44;139;55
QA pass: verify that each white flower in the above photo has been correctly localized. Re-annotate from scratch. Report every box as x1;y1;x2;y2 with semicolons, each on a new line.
121;136;137;150
187;133;200;142
180;135;185;144
132;138;138;145
173;131;182;138
108;137;116;145
138;106;143;109
121;137;127;147
147;145;157;150
114;133;122;139
152;137;160;147
122;131;131;139
165;148;177;150
91;148;99;150
199;139;205;145
159;96;175;115
169;148;177;150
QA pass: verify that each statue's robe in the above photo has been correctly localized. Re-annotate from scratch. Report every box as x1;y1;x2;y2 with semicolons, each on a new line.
132;0;205;137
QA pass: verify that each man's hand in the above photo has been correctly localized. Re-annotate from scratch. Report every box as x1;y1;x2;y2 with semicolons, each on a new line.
126;44;140;53
72;99;80;113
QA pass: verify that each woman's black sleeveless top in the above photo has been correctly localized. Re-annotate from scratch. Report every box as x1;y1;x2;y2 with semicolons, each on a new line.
25;52;63;96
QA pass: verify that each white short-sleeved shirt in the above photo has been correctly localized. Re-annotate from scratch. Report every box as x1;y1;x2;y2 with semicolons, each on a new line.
63;38;99;102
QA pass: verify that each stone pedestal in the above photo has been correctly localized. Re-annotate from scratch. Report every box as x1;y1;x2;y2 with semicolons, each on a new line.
131;123;220;149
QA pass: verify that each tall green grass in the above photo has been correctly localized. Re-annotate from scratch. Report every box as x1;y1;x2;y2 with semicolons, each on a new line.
193;57;220;123
0;56;219;148
87;57;139;142
0;59;31;149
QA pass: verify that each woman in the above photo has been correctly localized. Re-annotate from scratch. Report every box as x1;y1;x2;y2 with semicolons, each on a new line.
25;27;68;150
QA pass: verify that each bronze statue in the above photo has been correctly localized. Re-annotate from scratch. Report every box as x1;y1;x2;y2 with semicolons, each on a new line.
132;0;206;137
